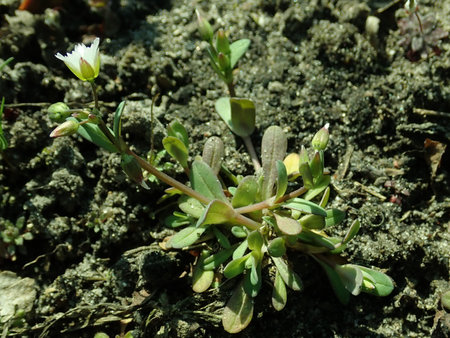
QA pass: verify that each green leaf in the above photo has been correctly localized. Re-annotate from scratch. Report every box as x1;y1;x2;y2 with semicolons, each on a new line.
261;126;287;200
202;136;224;175
224;254;250;279
164;212;193;228
190;160;227;202
231;176;258;208
71;117;118;153
268;237;286;257
231;226;248;238
244;256;261;298
247;230;263;252
203;245;236;271
215;97;233;131
341;219;360;245
192;251;214;292
272;270;287;311
335;264;363;296
309;151;323;179
283;198;327;217
229;98;255;137
274;213;302;236
314;257;350;304
196;200;237;227
358;266;394;297
178;195;205;218
303;175;331;200
167;120;189;148
213;226;231;249
272;257;303;291
298;214;325;230
222;281;254;334
325;208;346;227
232;239;248;259
166;226;206;249
319;187;330;207
163;136;189;169
297;228;336;250
229;39;251;69
113;101;125;140
275;160;288;201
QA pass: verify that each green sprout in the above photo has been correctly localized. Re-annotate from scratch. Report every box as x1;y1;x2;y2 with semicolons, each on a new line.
48;35;394;334
0;57;14;153
0;216;33;261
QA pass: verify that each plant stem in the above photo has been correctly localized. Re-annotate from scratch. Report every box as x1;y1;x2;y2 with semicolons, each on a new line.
242;135;261;171
128;149;260;230
90;81;99;111
235;186;308;214
227;82;236;97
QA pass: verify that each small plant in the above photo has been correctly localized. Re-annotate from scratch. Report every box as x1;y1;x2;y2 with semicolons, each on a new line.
0;216;33;261
398;0;448;61
0;57;14;153
48;29;394;334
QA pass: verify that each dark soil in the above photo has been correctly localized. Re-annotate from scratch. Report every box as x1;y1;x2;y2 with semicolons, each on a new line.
0;0;449;337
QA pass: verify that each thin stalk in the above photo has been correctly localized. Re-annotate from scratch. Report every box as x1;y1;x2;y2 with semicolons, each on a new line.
227;82;236;97
235;186;308;214
242;135;261;171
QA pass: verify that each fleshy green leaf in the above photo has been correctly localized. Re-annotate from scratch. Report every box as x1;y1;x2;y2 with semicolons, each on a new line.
0;97;7;151
71;117;118;153
341;219;360;245
213;226;231;249
203;245;236;271
244;256;261;297
335;264;363;296
232;239;248;259
272;270;287;311
178;195;205;218
303;175;331;200
268;237;286;257
325;208;346;227
283;198;327;217
167;120;189;148
166;226;206;249
192;251;214;292
275;160;288;201
274;213;302;236
196;200;237;227
358;266;394;296
163;136;189;169
297;228;336;250
229;98;255;137
190;160;227;202
164;212;193;228
232;176;258;208
283;153;300;178
231;226;248;238
319;187;331;207
247;230;263;252
261;126;287;200
222;281;254;334
202;136;224;175
224;254;250;279
314;257;350;304
309;151;323;179
299;214;325;230
229;39;250;69
272;257;303;291
113;101;125;140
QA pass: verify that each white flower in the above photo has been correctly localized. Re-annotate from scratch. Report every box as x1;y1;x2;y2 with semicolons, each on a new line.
55;38;100;82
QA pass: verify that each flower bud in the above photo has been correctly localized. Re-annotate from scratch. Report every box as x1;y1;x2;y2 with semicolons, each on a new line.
48;102;71;123
217;52;230;71
311;123;329;151
216;29;230;55
50;120;79;138
120;154;149;189
196;9;213;43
